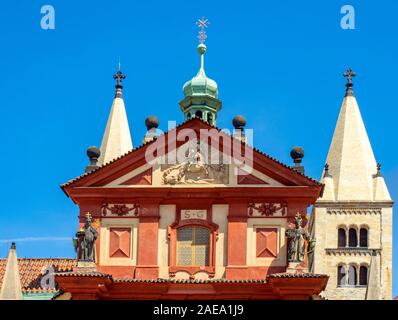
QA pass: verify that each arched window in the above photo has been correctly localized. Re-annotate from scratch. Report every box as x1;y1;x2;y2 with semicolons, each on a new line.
207;113;213;124
177;226;210;266
359;266;368;285
338;228;347;247
195;110;203;119
337;265;347;286
348;265;357;286
187;112;191;119
360;228;368;247
348;228;358;247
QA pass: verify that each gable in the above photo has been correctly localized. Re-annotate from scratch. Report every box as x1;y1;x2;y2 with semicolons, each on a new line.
62;118;321;191
102;142;284;187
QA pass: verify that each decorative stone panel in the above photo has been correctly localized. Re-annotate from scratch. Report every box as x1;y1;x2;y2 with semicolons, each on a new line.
256;228;277;258
109;228;131;258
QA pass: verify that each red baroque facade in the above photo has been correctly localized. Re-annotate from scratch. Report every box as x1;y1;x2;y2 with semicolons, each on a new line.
55;118;328;299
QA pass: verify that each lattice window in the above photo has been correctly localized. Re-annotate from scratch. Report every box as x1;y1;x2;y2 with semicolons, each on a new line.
176;226;210;266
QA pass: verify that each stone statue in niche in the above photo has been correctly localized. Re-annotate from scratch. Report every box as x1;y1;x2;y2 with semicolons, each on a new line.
286;213;311;262
78;213;98;262
161;142;229;185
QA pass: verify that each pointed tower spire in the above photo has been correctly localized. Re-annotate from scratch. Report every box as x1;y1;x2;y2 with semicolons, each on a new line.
97;67;133;166
0;243;22;300
321;69;391;201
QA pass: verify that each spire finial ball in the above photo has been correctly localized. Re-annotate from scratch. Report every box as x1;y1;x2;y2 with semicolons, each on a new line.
145;116;159;130
290;146;304;163
87;146;101;160
197;43;207;55
232;115;247;129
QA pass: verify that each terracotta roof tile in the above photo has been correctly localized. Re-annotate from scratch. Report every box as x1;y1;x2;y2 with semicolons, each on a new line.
55;273;267;284
113;278;268;284
266;273;328;279
0;258;77;293
55;271;111;278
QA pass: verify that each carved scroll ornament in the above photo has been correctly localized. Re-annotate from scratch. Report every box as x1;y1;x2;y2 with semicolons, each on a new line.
248;202;287;217
101;203;140;217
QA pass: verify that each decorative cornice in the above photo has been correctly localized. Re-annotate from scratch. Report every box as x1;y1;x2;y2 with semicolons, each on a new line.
325;248;381;256
326;208;382;215
315;201;394;208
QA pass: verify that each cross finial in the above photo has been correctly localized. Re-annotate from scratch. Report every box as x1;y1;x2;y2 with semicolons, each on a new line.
373;163;383;178
343;68;356;97
196;17;210;44
324;163;332;178
113;67;126;98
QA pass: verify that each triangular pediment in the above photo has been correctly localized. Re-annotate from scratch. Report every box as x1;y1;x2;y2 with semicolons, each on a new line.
102;142;284;187
62;118;321;191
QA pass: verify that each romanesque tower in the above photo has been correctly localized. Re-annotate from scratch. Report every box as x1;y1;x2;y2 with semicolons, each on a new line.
310;69;393;300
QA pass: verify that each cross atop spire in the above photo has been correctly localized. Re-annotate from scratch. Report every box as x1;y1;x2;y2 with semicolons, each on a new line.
343;67;356;97
113;68;126;98
196;17;210;44
85;212;92;221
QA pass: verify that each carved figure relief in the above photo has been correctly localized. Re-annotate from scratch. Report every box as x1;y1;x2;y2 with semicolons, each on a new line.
161;142;229;185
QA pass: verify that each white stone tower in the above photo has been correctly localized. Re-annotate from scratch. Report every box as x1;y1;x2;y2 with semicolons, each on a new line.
0;243;22;300
97;68;133;166
310;68;393;300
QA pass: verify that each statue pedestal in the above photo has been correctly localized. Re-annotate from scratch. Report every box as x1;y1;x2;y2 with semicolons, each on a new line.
73;261;97;273
286;262;308;274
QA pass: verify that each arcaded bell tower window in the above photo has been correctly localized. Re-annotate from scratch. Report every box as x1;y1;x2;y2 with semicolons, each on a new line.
359;266;368;285
359;228;368;247
177;226;210;266
348;228;358;247
348;265;358;286
338;228;347;247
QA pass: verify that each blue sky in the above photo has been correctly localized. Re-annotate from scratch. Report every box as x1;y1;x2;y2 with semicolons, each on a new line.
0;0;396;295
